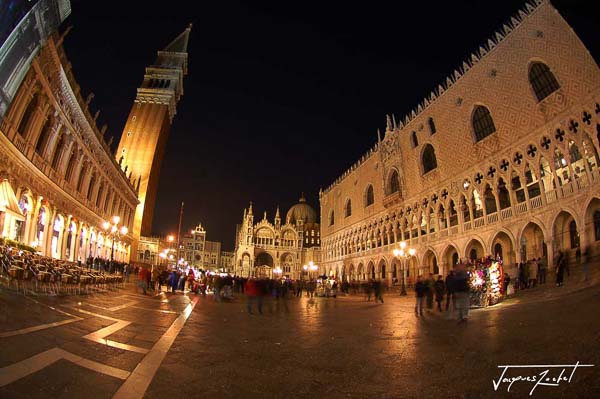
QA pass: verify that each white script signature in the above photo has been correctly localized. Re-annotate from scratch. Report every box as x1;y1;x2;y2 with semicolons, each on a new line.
492;362;594;396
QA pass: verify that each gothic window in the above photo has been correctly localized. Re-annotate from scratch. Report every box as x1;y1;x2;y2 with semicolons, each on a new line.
96;183;104;208
529;62;560;102
428;117;436;135
421;144;438;174
104;190;111;213
411;131;418;148
64;150;77;182
35;116;54;156
87;174;96;201
472;105;496;142
17;92;39;136
594;211;600;241
76;164;87;192
344;199;352;218
387;169;400;195
51;134;65;170
365;184;374;207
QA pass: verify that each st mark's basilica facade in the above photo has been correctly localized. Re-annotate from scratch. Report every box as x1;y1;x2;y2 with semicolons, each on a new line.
319;0;600;284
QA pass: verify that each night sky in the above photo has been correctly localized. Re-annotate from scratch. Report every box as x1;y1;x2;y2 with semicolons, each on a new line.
62;0;598;250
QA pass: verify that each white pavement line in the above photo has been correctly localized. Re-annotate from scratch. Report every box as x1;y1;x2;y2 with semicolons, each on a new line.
112;297;199;399
81;317;150;355
84;300;139;312
0;347;130;387
128;306;179;314
0;317;83;338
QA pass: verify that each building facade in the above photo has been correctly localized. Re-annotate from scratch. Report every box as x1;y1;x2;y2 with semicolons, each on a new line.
220;250;234;273
203;240;221;271
116;25;191;250
234;195;321;279
320;0;600;284
180;223;206;268
0;32;138;262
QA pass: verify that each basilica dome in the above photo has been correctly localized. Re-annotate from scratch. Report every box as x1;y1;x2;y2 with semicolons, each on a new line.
286;194;317;225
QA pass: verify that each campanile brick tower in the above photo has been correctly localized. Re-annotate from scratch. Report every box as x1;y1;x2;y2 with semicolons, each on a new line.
116;25;191;257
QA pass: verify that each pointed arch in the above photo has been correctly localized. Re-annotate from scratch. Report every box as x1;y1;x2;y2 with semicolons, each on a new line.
386;168;401;195
472;105;496;142
365;184;374;207
421;144;438;174
528;61;560;102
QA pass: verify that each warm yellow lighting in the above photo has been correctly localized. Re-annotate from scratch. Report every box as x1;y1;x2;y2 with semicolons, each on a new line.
102;221;110;230
120;226;128;235
408;248;416;256
111;226;117;234
112;215;120;225
393;249;400;257
303;265;308;271
168;235;174;242
399;241;407;249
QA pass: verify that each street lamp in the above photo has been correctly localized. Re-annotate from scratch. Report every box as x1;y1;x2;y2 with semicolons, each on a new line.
273;266;282;279
303;260;318;280
393;241;416;296
102;215;128;270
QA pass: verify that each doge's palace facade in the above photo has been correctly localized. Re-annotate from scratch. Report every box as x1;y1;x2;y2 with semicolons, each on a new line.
320;0;600;284
0;33;138;262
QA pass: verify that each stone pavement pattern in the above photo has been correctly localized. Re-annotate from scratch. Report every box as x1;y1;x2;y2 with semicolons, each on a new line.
0;282;599;399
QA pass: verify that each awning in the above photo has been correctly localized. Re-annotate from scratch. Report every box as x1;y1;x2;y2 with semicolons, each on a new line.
0;179;25;221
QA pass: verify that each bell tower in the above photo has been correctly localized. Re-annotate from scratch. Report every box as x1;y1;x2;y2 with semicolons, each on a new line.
116;25;191;251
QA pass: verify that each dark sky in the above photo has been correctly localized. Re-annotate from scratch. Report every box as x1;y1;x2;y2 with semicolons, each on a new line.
62;0;598;250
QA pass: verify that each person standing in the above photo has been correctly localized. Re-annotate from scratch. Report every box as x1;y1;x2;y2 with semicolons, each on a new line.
151;266;159;292
445;270;455;312
414;276;425;317
528;259;538;288
434;276;445;312
374;280;384;304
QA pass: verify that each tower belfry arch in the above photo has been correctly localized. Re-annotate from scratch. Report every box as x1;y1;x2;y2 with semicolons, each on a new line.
116;25;192;258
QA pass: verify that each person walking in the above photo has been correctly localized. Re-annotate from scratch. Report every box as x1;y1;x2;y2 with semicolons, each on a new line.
454;263;470;323
138;266;148;295
434;275;445;312
445;270;455;312
556;251;566;287
151;266;159;292
414;276;426;317
425;273;434;311
374;280;384;304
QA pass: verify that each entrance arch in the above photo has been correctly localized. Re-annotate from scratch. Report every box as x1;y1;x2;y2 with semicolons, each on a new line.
422;249;438;275
490;230;516;265
255;252;274;267
552;210;579;253
465;238;485;261
357;263;364;281
584;197;600;258
367;261;375;279
378;258;387;280
442;244;459;271
521;221;546;262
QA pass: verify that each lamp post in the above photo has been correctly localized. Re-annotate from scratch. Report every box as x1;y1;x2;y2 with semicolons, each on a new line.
393;241;416;296
303;260;318;280
273;266;282;279
102;215;128;270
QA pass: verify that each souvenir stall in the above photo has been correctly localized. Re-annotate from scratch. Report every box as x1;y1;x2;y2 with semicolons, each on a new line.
468;256;504;307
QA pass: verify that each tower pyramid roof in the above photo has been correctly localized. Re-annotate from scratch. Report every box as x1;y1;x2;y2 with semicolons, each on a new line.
163;23;192;53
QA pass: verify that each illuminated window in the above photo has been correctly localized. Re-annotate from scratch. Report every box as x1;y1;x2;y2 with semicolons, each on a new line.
132;116;136;121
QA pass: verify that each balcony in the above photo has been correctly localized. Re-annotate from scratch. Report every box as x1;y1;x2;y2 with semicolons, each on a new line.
383;191;402;208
